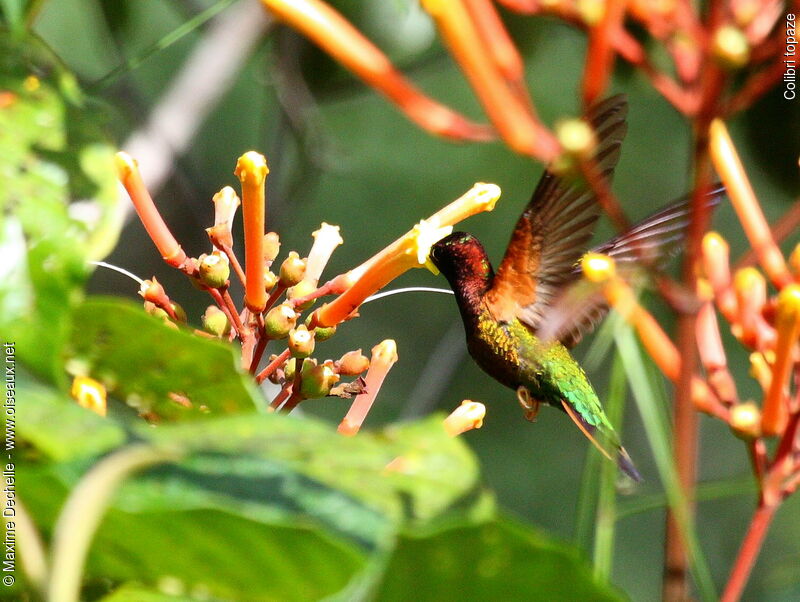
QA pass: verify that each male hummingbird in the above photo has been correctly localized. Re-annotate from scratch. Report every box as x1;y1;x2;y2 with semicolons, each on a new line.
428;95;723;481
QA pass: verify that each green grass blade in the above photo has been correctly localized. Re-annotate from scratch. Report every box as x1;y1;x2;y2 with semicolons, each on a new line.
90;0;238;90
614;326;717;602
592;352;627;581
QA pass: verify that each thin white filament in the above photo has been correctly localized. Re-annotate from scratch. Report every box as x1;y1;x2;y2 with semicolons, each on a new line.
363;287;454;304
90;261;145;285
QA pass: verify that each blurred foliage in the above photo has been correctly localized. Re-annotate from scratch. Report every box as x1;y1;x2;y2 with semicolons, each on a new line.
3;0;799;599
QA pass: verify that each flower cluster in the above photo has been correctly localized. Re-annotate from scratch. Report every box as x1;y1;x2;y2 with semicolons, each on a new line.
114;150;497;435
579;118;800;602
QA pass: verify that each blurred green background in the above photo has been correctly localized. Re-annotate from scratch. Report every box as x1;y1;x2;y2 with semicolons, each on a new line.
11;0;800;599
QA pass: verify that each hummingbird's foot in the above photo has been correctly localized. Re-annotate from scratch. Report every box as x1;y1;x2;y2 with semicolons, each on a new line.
516;386;540;422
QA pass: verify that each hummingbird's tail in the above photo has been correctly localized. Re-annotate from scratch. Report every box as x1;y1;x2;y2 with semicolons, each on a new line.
561;400;642;482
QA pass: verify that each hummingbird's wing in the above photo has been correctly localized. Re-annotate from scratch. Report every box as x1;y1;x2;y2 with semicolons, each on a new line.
485;95;629;325
536;185;726;347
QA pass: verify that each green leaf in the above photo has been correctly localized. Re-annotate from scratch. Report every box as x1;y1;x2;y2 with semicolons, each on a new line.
17;371;126;461
371;517;624;601
0;31;120;383
100;583;202;601
65;297;263;419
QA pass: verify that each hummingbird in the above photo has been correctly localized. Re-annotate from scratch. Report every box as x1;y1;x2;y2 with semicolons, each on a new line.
428;95;723;481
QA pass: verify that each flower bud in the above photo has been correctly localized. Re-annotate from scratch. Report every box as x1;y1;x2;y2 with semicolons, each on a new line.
170;302;187;323
337;350;370;375
288;325;315;358
443;400;486;436
300;362;339;399
555;118;597;158
581;253;615;283
198;252;230;288
263;303;297;339
287;279;317;311
313;324;337;342
202;306;231;337
279;251;307;287
264;232;281;266
71;376;107;416
264;270;279;292
139;277;167;304
712;25;750;69
729;402;761;439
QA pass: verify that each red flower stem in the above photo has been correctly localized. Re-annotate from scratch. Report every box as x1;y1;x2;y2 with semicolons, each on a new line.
581;0;626;106
220;288;248;337
206;288;245;339
219;243;246;287
747;438;768;482
281;360;305;413
579;158;630;232
290;281;335;309
264;284;287;314
249;314;268;374
269;380;293;409
720;501;779;602
256;348;292;384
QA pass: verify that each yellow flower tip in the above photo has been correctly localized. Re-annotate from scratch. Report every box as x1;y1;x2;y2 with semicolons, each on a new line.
776;284;800;323
419;0;445;16
577;0;605;25
702;231;728;254
555;118;597;158
734;266;765;293
372;339;399;364
444;400;486;437
729;402;761;439
114;151;138;179
581;253;616;283
712;25;750;69
23;74;40;92
71;376;107;417
412;219;454;268
469;182;502;213
234;151;269;185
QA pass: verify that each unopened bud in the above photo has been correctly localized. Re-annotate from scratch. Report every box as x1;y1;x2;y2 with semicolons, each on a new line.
729;402;761;439
712;26;750;69
170;302;187;323
288;325;315;358
264;270;279;292
555;118;597;158
279;251;307;287
264;232;281;265
287;279;317;310
202;306;230;337
71;376;107;416
139;277;167;304
444;400;486;436
263;303;297;339
337;350;370;375
198;252;230;288
300;362;339;399
313;324;337;342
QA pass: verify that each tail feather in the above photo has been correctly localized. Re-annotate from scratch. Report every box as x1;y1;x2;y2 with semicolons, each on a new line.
561;400;642;482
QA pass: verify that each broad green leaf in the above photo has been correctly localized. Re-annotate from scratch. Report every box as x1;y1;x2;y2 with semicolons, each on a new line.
372;517;624;601
65;297;262;419
0;31;120;383
100;583;201;602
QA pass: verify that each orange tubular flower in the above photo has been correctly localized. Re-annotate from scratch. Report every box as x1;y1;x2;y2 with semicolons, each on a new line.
581;0;627;106
702;232;737;323
235;151;269;312
116;152;187;268
312;183;501;328
420;0;559;160
338;340;398;436
444;400;486;436
762;285;800;436
710;119;792;289
259;0;493;142
733;267;770;348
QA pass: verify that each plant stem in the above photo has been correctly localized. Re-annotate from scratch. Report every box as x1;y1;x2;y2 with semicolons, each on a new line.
720;501;778;602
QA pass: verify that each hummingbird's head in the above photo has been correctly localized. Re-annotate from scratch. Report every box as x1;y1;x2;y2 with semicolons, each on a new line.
429;232;493;293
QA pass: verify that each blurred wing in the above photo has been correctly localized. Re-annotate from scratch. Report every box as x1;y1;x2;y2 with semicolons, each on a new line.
486;95;629;325
537;185;726;347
